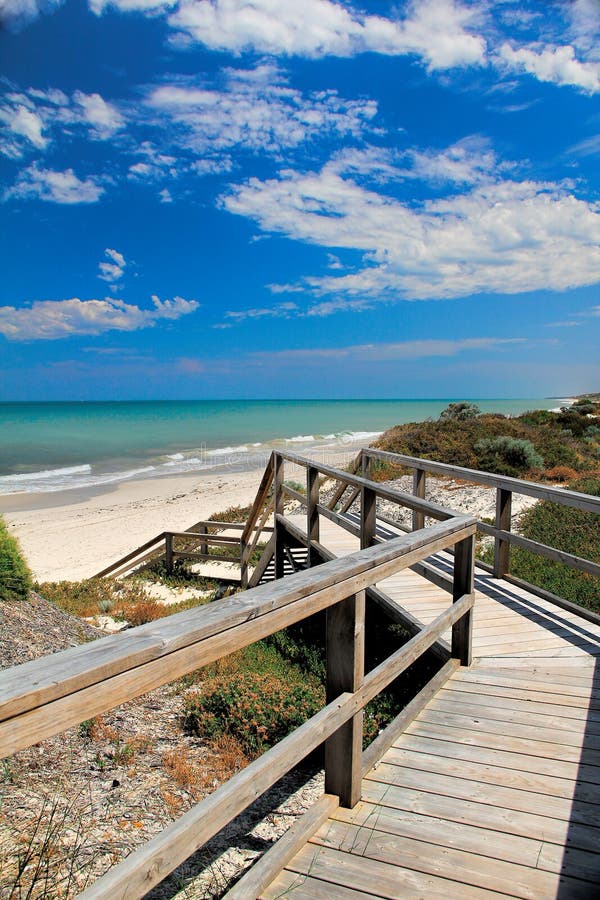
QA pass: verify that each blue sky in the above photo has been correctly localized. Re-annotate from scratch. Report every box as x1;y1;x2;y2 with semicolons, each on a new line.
0;0;599;400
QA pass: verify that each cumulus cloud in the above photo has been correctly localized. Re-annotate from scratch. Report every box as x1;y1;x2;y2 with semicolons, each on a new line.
0;294;199;341
145;64;378;158
89;0;175;13
167;0;485;70
0;104;47;154
498;42;600;94
4;165;105;203
72;91;125;139
98;248;126;286
0;0;64;30
222;156;600;303
0;86;124;160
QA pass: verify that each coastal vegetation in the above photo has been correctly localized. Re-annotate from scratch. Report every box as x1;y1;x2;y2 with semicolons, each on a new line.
375;397;600;611
0;515;32;602
374;397;600;477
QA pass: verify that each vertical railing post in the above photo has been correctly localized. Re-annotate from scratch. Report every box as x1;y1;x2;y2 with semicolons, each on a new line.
165;533;173;575
360;451;376;549
325;589;365;808
412;467;426;532
307;465;320;568
361;449;371;481
494;488;512;579
240;536;249;590
451;533;475;667
274;454;285;580
199;523;208;558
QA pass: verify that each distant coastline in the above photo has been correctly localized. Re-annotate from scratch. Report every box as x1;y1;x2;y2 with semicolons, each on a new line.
0;397;564;496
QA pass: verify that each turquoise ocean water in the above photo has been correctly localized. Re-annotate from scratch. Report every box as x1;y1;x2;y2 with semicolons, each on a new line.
0;399;564;494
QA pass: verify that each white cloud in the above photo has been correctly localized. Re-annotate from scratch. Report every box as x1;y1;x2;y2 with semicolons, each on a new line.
4;165;105;204
247;337;525;365
0;104;47;151
0;86;125;160
403;137;507;185
167;0;486;70
0;0;64;30
0;295;199;341
498;42;600;94
90;0;175;13
568;133;600;157
224;300;299;321
223;158;600;303
98;248;126;285
145;64;378;158
72;91;124;139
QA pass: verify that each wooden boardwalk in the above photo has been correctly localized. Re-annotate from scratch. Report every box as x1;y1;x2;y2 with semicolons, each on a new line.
261;518;600;899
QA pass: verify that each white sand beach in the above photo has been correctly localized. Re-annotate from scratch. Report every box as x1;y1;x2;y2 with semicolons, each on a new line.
0;444;360;583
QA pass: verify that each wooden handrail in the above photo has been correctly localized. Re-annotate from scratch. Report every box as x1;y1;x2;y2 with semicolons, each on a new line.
241;453;275;545
276;450;460;522
0;515;475;751
78;591;473;900
363;448;600;514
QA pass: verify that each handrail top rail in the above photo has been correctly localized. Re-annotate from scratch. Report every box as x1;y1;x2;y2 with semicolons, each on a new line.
275;450;461;522
0;515;476;725
364;448;600;514
241;452;275;544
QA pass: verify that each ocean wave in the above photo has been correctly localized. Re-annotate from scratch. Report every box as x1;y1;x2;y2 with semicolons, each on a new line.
0;464;92;485
208;444;250;456
0;464;156;495
0;429;384;495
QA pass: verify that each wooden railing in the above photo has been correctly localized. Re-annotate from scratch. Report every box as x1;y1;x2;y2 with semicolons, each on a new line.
95;520;273;582
240;454;275;588
358;448;600;621
0;512;476;899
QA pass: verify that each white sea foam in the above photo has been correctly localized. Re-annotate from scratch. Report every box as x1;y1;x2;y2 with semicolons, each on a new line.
208;444;249;456
0;429;385;495
0;464;92;486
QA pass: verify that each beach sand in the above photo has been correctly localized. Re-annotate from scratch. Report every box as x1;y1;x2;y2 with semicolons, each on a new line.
1;444;360;582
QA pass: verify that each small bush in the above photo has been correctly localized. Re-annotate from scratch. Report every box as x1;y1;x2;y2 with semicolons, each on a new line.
509;475;600;612
474;436;544;476
439;401;481;421
543;465;579;483
183;670;324;757
0;515;32;601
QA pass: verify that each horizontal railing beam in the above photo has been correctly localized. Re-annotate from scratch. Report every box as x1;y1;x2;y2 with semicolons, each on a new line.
364;448;600;514
277;450;458;522
166;532;242;544
477;523;600;578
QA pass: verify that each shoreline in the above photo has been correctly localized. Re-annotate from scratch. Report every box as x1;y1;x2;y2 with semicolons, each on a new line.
2;443;361;583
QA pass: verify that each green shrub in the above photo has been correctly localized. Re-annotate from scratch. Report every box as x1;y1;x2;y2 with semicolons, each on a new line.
0;516;32;601
474;436;544;476
183;670;324;757
509;475;600;612
374;408;592;475
439;401;481;421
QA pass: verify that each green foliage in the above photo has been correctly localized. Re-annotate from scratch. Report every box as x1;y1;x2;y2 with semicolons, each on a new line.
509;475;600;612
183;669;324;757
439;401;481;421
0;515;32;602
474;436;544;476
208;504;251;525
375;409;595;476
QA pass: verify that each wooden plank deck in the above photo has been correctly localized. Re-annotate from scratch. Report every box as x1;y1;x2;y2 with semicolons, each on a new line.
260;517;600;899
